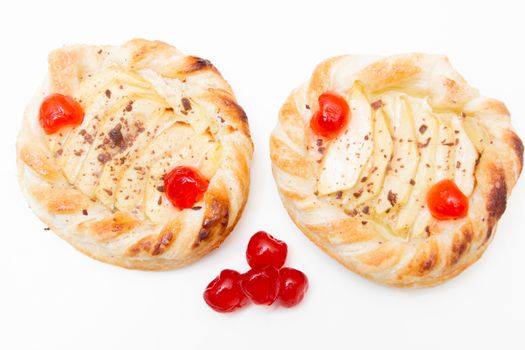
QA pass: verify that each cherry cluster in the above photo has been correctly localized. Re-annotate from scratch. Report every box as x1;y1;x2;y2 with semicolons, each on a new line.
203;231;308;313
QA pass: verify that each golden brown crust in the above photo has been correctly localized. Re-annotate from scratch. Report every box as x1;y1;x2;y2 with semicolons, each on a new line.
358;55;422;90
77;212;141;242
19;147;58;181
17;39;253;270
270;53;522;287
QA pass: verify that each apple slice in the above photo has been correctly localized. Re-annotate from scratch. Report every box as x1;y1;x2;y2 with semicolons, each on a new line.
350;107;393;205
317;82;373;195
374;94;419;214
46;68;152;157
115;122;195;214
94;105;171;208
393;100;438;234
462;117;489;154
144;133;218;223
451;116;478;196
434;113;455;182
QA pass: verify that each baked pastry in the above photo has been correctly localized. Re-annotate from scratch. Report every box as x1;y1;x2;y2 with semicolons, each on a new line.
17;39;253;270
270;54;523;287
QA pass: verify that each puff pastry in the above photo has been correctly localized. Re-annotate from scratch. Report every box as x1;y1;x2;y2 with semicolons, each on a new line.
270;54;523;287
17;39;253;270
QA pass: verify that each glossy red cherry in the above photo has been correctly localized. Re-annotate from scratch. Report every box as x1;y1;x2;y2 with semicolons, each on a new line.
246;231;288;269
278;267;308;307
203;269;248;313
39;93;85;134
240;266;280;305
309;92;350;139
427;179;469;220
164;166;209;210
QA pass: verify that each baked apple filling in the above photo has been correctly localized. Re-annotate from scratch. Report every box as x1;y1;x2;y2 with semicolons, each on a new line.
310;82;486;239
44;67;223;222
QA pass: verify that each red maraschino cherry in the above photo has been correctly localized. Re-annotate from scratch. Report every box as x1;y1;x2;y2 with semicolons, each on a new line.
240;265;280;305
203;269;248;313
246;231;288;269
427;179;469;220
278;267;309;307
39;93;84;134
309;92;350;139
164;166;209;210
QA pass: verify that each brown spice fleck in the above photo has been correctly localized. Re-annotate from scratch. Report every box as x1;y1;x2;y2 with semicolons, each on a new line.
362;206;370;214
419;125;428;134
109;124;124;147
103;188;113;196
345;208;358;217
82;209;88;216
371;100;384;110
157;185;165;192
79;130;94;144
418;137;431;148
316;139;323;147
361;221;368;225
335;191;343;199
425;226;431;237
456;161;461;169
97;152;111;164
410;179;416;185
158;196;162;205
135;121;145;133
105;89;112;98
318;146;326;154
387;190;398;206
181;97;192;112
192;206;202;210
124;101;134;112
305;104;310;110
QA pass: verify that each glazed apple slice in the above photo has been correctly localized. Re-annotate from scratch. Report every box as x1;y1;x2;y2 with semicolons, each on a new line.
374;94;419;214
317;82;373;196
434;113;455;182
393;99;438;234
451;115;478;196
349;107;393;206
144;133;220;222
115;122;196;214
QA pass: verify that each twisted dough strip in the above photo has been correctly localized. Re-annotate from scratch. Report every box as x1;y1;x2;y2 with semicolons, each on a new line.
17;39;253;270
270;54;522;287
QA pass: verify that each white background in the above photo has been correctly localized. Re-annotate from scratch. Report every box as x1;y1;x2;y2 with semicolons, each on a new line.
1;1;524;349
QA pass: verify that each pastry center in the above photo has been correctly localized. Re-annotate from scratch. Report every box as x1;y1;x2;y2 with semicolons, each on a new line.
310;83;488;240
46;67;223;224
